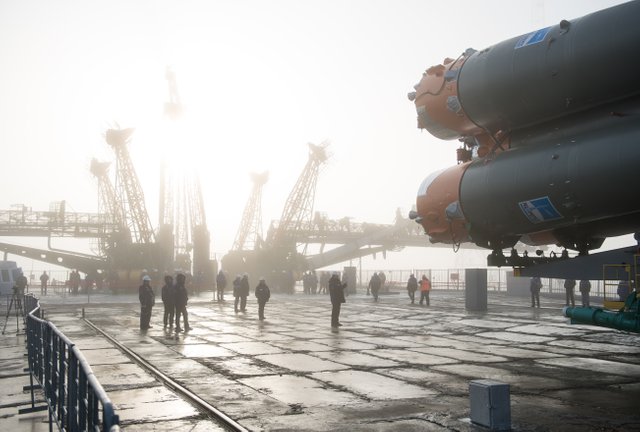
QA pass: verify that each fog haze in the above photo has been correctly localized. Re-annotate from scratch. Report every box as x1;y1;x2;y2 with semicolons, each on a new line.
0;0;630;272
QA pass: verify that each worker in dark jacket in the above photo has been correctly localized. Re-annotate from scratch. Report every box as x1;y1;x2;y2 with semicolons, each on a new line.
369;272;382;302
233;275;242;312
579;279;591;307
255;277;271;320
216;270;227;302
161;275;174;329
406;274;418;304
530;276;542;308
139;275;155;330
329;272;347;328
564;279;576;307
240;273;250;312
174;273;191;332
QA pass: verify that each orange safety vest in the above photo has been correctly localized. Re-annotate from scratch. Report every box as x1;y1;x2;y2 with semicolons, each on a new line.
420;279;431;292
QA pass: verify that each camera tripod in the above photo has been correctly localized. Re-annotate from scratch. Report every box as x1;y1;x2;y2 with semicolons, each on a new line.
2;289;25;335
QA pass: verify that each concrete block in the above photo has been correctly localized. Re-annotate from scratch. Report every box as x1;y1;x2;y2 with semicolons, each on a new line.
469;379;511;431
465;268;487;311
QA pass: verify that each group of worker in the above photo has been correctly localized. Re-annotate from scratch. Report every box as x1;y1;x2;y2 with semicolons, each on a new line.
142;270;640;330
138;273;191;332
228;273;271;319
143;269;349;328
367;272;386;301
560;279;592;308
532;277;621;309
406;274;431;305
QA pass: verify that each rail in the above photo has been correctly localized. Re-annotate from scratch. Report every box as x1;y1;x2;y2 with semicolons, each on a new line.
23;293;120;431
83;318;249;432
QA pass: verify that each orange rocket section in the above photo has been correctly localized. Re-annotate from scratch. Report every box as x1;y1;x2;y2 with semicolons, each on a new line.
416;163;471;244
411;54;482;141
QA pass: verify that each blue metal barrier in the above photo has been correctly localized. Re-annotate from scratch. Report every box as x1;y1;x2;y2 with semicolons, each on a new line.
23;293;120;431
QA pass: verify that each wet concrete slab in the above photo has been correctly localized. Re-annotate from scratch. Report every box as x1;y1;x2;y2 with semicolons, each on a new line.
108;386;200;423
537;356;640;376
548;339;640;354
381;318;433;327
0;375;39;406
442;333;514;345
243;331;295;342
311;370;436;399
379;367;470;395
201;356;284;377
81;347;131;365
395;334;483;349
507;323;587;337
0;405;50;432
269;339;334;352
525;343;598;357
199;333;255;344
432;363;568;391
353;336;424;348
67;336;114;350
219;341;284;355
0;358;27;377
256;353;349;372
475;330;557;343
170;343;235;358
451;318;518;329
186;374;288;419
314;350;400;367
367;349;458;366
0;343;23;361
309;337;377;350
152;357;219;379
409;346;508;363
123;419;228;431
151;333;209;345
478;345;564;359
239;374;361;406
126;343;183;359
0;334;49;432
605;354;640;365
91;362;157;388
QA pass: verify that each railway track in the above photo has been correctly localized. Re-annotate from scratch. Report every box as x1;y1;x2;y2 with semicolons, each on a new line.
83;317;249;432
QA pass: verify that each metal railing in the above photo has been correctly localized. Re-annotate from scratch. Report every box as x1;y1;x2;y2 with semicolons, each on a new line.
354;269;608;296
23;294;120;431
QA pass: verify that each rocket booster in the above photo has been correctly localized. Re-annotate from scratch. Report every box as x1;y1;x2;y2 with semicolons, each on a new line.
409;0;640;253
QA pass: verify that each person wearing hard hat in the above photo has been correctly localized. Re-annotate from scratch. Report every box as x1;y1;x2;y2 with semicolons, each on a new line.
139;275;155;330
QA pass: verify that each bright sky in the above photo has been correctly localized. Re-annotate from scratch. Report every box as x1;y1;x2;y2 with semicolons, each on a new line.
0;0;631;274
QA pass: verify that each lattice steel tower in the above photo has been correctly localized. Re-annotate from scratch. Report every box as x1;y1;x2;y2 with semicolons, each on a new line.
232;171;269;251
269;142;328;247
105;127;155;244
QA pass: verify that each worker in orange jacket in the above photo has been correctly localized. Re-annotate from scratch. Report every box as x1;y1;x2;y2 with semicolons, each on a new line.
419;275;431;306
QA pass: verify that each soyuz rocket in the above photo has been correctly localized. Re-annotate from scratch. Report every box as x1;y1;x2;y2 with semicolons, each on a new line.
408;0;640;256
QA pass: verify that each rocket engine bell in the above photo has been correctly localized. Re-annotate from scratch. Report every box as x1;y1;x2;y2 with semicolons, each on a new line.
411;0;640;254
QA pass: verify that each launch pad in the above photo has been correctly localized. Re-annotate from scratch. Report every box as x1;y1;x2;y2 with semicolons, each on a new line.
4;289;639;431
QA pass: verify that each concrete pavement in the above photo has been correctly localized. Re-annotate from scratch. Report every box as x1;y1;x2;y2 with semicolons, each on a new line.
2;289;640;431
